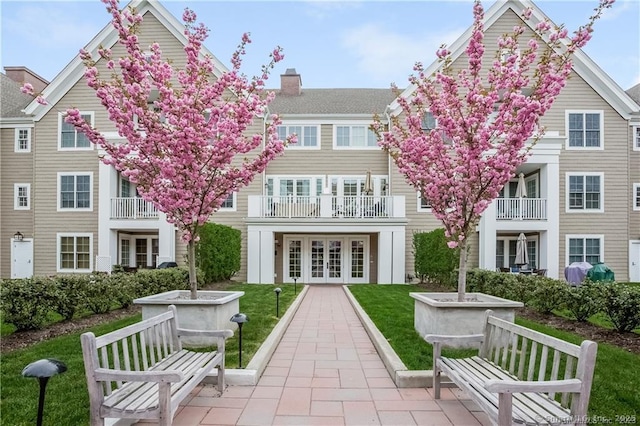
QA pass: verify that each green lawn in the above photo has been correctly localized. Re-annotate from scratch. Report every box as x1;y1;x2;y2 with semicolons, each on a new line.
347;284;640;421
0;283;298;426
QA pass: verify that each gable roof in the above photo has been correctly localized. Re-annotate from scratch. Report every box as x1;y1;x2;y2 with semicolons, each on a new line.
1;72;34;119
23;0;229;121
269;89;396;117
388;0;639;119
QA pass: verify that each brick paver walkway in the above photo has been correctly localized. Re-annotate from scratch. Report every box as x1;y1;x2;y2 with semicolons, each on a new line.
147;285;490;425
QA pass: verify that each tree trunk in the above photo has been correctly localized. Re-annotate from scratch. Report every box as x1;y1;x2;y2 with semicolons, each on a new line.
457;239;468;302
188;239;198;300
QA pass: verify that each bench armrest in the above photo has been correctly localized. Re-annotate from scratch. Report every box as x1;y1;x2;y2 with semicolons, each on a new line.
485;378;582;394
177;328;234;339
94;368;184;383
424;334;484;347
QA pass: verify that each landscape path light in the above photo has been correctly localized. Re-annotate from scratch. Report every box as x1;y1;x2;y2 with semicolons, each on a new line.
230;313;248;368
274;287;282;318
22;358;67;426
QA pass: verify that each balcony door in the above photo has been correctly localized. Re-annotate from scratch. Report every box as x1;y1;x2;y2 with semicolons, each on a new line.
310;239;343;283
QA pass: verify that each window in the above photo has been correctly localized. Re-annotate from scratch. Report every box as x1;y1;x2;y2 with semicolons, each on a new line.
334;125;378;148
634;184;640;211
14;183;30;210
58;172;93;211
59;112;93;150
417;193;432;212
57;233;92;272
634;126;640;151
220;192;236;211
566;173;603;212
15;128;31;152
566;111;602;149
278;125;319;148
567;235;603;265
421;112;436;131
288;240;302;280
120;239;130;267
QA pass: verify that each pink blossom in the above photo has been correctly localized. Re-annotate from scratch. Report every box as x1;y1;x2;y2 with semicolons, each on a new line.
21;83;34;95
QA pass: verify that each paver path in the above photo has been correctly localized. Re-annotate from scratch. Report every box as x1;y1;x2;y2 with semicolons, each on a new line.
144;285;489;425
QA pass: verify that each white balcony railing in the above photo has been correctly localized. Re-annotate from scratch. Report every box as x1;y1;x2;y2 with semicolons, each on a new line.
496;198;547;220
251;195;401;219
111;197;159;219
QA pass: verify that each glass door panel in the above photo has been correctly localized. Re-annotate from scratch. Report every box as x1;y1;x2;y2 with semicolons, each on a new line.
311;240;324;280
328;240;342;280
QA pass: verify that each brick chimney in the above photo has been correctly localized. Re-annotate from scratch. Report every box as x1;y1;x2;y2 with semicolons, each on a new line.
4;66;49;93
280;68;301;96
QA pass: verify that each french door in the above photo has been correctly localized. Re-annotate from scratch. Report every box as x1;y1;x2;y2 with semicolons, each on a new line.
310;239;343;283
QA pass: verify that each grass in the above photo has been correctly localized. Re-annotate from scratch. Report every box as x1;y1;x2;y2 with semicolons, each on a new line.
0;283;298;426
347;284;640;421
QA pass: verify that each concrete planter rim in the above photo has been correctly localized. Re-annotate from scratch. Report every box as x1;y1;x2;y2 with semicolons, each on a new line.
410;292;523;308
134;290;244;306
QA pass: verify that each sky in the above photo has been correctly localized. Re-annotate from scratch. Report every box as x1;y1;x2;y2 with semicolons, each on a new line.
1;0;639;91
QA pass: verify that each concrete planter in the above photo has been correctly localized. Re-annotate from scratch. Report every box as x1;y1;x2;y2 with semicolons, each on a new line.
410;292;523;341
134;290;244;347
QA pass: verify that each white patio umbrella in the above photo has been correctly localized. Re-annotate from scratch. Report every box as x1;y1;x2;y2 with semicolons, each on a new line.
363;170;373;195
515;173;527;198
515;233;529;267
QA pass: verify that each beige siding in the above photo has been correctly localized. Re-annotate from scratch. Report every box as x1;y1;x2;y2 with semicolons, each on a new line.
1;126;35;277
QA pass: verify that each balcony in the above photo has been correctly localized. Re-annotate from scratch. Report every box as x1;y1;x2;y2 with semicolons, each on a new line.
111;197;158;219
248;195;405;219
496;198;547;221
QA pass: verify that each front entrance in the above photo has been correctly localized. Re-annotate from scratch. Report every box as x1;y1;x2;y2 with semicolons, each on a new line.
285;235;369;284
11;238;33;278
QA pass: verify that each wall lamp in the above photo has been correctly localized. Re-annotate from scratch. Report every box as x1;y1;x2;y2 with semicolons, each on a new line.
14;231;24;242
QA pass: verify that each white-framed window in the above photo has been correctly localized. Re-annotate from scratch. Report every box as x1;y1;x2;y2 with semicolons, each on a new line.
14;183;30;210
496;236;538;269
634;126;640;151
421;112;436;131
633;183;640;211
57;172;93;211
566;172;603;213
59;111;94;150
15;128;31;152
57;233;93;272
120;239;130;267
417;192;432;212
566;235;603;266
277;124;320;149
219;192;237;211
334;124;379;149
566;111;603;149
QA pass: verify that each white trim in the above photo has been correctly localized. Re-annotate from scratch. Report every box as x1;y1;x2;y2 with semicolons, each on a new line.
417;192;432;212
564;110;604;150
565;234;604;267
57;232;93;273
58;111;95;151
14;127;31;152
219;192;237;212
633;125;640;152
332;123;380;150
14;183;31;210
565;172;604;213
57;171;94;212
633;183;640;211
278;123;321;150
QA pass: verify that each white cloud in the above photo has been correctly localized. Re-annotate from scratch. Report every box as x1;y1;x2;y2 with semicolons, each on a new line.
341;23;462;86
303;1;364;20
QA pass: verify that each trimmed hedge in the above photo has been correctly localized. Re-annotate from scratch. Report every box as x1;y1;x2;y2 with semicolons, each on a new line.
0;268;197;331
196;222;241;283
466;269;640;333
413;228;459;287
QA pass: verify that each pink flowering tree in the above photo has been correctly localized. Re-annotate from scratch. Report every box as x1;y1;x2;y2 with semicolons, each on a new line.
373;0;613;301
40;0;292;298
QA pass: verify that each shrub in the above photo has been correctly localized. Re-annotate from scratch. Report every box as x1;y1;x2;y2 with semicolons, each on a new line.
413;228;459;287
530;277;569;314
0;277;57;330
600;283;640;332
565;281;603;322
52;275;88;320
84;274;115;314
196;223;241;283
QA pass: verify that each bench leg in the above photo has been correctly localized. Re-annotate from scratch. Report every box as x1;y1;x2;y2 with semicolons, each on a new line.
432;343;441;399
158;382;172;426
497;392;513;426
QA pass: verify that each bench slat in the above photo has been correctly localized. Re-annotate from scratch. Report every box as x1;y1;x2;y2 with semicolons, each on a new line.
94;311;174;347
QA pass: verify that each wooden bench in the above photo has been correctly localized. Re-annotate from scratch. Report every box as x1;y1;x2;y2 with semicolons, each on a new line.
81;305;233;426
425;310;597;426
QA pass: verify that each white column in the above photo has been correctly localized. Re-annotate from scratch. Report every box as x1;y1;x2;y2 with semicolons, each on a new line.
157;212;175;263
260;230;275;284
378;231;393;283
478;202;497;271
544;162;560;279
391;228;406;284
247;229;261;283
97;161;116;272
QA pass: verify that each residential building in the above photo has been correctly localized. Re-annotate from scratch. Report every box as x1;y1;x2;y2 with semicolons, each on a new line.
2;0;639;282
